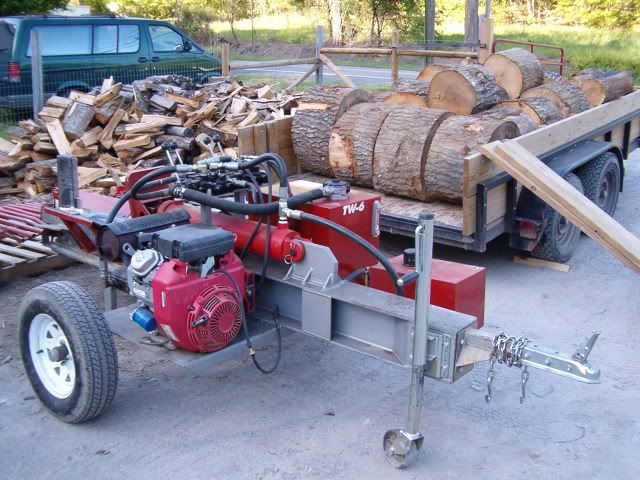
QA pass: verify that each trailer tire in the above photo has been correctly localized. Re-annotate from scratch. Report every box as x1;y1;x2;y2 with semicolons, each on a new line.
577;151;621;216
18;281;118;423
531;173;583;263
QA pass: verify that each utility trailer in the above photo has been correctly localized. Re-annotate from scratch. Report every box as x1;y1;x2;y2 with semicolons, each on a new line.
293;90;640;262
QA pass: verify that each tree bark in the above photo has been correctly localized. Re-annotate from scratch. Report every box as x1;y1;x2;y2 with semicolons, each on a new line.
330;0;343;44
427;65;508;115
522;80;590;117
575;71;634;106
497;97;564;125
329;103;401;187
372;107;452;200
478;105;538;136
373;80;430;107
424;115;520;203
292;87;370;175
62;102;95;140
416;64;447;81
484;47;544;99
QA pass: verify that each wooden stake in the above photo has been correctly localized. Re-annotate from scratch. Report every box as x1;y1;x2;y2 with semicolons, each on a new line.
222;44;230;77
319;54;357;88
284;63;320;94
391;31;400;83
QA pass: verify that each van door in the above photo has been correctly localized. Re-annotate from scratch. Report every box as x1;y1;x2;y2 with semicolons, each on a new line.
25;23;95;96
92;23;149;85
143;23;198;78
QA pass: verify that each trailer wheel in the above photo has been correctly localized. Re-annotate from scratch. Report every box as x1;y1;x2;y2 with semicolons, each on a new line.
18;281;118;423
577;152;621;216
531;173;584;263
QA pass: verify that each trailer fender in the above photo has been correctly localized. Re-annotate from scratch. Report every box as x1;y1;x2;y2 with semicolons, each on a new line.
509;140;623;251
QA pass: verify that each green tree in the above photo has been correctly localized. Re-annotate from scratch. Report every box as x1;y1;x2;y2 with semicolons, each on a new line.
1;0;67;16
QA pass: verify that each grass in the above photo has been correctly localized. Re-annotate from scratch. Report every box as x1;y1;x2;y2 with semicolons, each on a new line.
209;14;640;79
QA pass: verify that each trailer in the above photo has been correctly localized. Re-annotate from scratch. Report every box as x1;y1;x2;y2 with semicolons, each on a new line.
290;90;640;263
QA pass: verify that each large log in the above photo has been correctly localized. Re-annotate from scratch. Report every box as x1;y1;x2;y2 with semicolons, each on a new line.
292;87;370;175
423;115;520;203
427;65;508;115
329;103;402;187
483;48;544;99
372;107;452;200
521;80;590;117
569;70;634;106
374;80;430;107
478;105;537;136
416;64;447;81
496;97;564;126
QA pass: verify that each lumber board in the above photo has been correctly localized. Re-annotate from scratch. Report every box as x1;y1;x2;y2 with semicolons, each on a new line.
464;90;640;198
513;256;571;272
481;140;640;274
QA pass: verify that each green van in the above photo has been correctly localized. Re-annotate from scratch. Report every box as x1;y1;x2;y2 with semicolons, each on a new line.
0;15;221;109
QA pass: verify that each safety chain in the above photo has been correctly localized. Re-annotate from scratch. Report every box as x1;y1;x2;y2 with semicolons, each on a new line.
484;333;530;404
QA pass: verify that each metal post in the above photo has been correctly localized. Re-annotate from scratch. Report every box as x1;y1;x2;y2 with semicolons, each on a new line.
104;286;118;311
315;25;325;86
424;0;436;66
30;29;44;115
383;211;434;468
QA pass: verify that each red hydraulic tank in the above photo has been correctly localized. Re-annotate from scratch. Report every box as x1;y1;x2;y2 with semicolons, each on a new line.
368;252;486;328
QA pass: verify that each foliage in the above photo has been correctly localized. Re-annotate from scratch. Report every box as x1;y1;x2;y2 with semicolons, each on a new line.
0;0;67;16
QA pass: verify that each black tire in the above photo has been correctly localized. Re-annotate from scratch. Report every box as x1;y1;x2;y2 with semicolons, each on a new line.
577;152;621;216
531;173;584;263
18;281;118;423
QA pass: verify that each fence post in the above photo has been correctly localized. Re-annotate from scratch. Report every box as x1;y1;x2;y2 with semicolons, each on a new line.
30;29;44;115
315;25;325;86
478;15;495;63
221;44;230;77
391;30;399;83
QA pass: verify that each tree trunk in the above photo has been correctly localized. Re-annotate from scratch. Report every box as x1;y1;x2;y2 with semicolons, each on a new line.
416;64;447;81
522;80;590;117
484;47;544;99
330;0;343;44
292;87;370;175
373;80;430;107
372;107;452;200
478;105;538;136
329;103;402;187
463;0;479;50
424;115;520;203
573;71;634;106
497;97;564;126
427;65;508;114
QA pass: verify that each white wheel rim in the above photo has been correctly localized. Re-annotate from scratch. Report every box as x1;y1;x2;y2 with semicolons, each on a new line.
29;314;76;399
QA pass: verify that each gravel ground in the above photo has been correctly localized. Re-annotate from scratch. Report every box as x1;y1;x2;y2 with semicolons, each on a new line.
0;154;639;480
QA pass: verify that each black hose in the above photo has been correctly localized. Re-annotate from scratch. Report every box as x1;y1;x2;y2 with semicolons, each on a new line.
343;267;368;284
176;187;324;216
298;211;402;295
213;268;281;374
107;166;179;223
240;170;264;259
256;165;272;294
134;188;173;201
237;153;288;187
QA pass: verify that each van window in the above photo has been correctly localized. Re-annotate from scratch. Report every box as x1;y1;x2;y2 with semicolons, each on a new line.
27;25;91;56
149;25;183;52
93;25;140;54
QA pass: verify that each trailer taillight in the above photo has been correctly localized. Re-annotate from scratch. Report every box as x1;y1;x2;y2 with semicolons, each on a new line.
8;62;20;82
518;219;540;240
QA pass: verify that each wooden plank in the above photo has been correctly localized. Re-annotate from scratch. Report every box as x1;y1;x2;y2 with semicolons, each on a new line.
464;90;640;198
0;253;74;283
237;126;255;155
253;123;268;154
45;119;73;155
0;252;25;266
481;140;640;274
0;243;45;260
513;256;571;272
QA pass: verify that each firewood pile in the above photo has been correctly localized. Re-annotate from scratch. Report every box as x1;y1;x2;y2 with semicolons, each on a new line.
293;48;635;204
0;75;299;197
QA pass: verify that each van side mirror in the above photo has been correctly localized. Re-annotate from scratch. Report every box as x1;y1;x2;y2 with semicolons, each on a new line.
183;40;193;52
173;44;184;53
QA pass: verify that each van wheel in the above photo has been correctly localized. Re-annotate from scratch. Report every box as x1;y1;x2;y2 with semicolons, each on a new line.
577;152;621;216
531;173;583;263
19;281;118;423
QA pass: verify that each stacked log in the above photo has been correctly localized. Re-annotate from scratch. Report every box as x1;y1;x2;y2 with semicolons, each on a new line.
374;80;430;107
423;116;521;203
427;65;508;115
292;87;370;175
372;107;452;200
416;64;447;81
328;103;402;187
521;80;590;117
495;97;564;126
484;48;544;99
478;105;538;136
569;69;634;106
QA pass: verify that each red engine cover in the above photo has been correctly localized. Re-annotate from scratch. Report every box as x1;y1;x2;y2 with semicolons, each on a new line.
150;252;249;352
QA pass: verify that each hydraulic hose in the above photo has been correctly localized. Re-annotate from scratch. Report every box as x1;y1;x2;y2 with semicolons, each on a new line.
237;153;288;187
174;187;325;216
106;165;181;223
297;211;403;295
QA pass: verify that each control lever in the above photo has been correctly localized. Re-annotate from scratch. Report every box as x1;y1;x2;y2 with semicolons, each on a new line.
161;141;176;166
572;331;600;363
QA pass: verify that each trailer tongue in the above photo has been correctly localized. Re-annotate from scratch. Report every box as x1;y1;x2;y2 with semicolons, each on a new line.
19;149;600;468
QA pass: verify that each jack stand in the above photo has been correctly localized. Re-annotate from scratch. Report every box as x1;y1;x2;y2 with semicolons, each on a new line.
383;211;433;468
